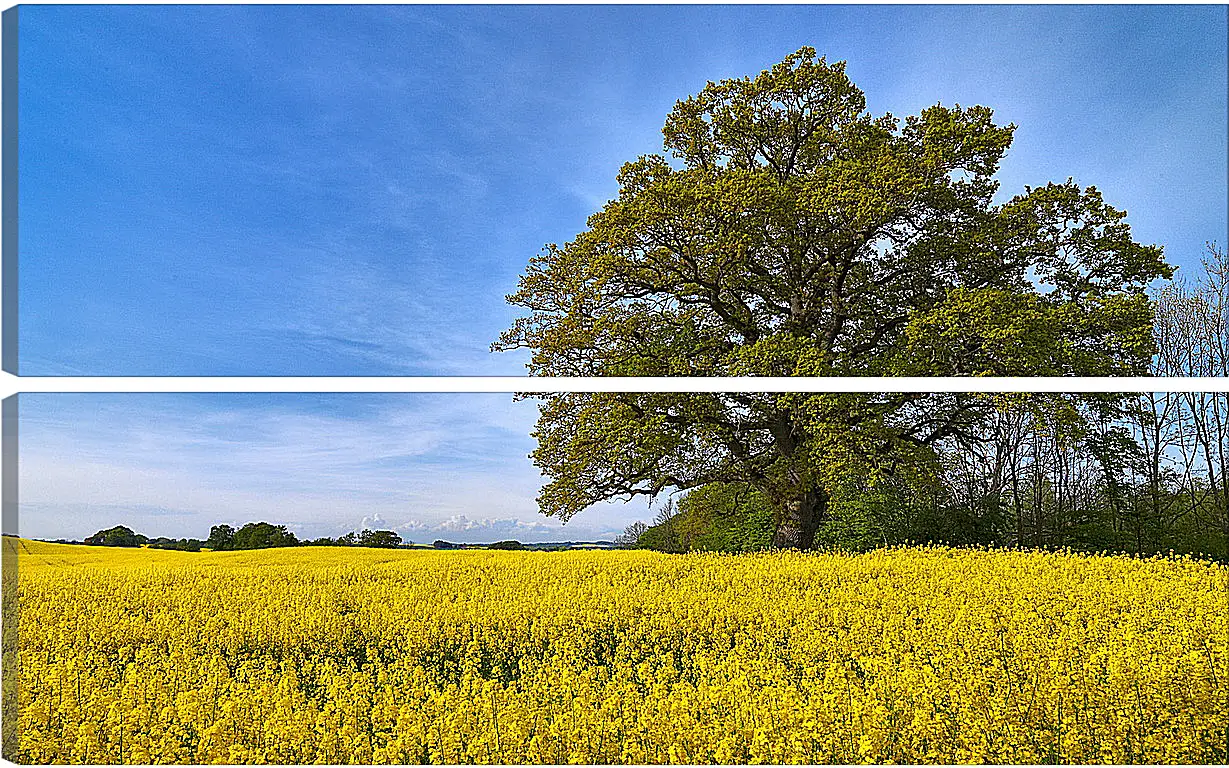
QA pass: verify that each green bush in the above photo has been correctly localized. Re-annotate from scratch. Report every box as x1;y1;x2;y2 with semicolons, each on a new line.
637;483;775;553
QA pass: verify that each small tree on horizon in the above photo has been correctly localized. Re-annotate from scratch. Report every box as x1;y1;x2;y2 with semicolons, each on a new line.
84;525;147;548
233;522;298;550
206;524;235;551
487;540;526;550
358;529;403;548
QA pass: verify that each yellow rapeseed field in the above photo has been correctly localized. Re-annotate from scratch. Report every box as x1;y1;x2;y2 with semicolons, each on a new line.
9;538;1229;764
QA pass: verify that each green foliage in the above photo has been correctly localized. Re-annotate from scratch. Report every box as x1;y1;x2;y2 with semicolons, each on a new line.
636;484;775;554
634;524;679;554
496;48;1170;548
83;526;147;548
206;524;235;551
498;48;1166;381
146;537;204;552
487;540;526;550
816;484;1006;552
233;522;298;550
813;490;890;552
359;529;403;548
634;499;684;553
326;529;404;548
676;483;775;552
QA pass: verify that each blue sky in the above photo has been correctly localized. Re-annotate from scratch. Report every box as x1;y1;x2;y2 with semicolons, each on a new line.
17;3;1228;376
13;4;1229;540
18;393;646;542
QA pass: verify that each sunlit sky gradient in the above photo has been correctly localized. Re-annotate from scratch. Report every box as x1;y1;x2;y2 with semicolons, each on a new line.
19;393;645;543
14;4;1229;541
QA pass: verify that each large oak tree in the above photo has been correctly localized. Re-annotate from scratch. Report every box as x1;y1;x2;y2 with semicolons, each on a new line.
495;49;1172;548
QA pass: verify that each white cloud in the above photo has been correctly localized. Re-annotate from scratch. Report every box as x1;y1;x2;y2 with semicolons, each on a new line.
18;394;650;542
359;513;388;531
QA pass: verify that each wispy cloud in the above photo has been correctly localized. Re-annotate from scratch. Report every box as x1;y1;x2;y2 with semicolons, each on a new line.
19;5;1225;375
18;394;647;542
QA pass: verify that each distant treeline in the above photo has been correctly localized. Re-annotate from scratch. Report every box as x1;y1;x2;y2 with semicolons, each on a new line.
78;523;409;552
431;539;525;550
69;524;601;552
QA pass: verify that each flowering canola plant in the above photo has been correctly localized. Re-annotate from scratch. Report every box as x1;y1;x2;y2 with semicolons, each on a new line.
11;538;1228;764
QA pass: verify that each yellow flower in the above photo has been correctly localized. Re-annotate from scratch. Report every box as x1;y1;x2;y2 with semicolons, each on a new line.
11;538;1228;764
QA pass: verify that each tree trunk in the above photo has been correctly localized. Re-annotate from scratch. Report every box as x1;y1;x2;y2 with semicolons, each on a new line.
772;490;828;550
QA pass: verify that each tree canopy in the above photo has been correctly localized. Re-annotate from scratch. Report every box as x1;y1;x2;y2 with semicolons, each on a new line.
344;529;404;548
84;525;147;548
207;524;236;551
495;49;1172;548
232;522;298;550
